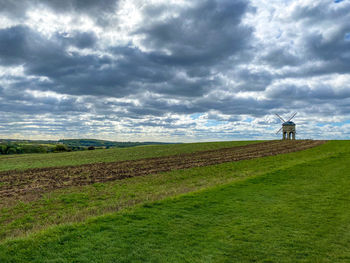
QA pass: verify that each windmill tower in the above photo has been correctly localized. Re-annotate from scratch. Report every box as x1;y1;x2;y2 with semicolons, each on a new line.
275;112;297;140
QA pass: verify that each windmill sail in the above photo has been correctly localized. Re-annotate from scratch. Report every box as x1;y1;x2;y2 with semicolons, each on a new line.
287;112;297;122
275;127;283;135
275;113;286;123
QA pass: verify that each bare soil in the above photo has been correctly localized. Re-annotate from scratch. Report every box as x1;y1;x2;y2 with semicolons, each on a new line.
0;140;325;200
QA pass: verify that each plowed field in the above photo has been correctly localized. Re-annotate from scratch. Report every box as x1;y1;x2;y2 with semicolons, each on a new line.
0;140;325;200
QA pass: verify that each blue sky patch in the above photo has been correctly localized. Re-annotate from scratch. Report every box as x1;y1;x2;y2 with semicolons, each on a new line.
345;33;350;41
205;120;221;127
205;120;228;127
333;120;350;126
317;120;350;127
190;113;203;120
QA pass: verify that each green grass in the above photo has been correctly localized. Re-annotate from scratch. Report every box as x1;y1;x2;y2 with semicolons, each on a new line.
0;140;341;241
0;141;350;262
0;140;257;171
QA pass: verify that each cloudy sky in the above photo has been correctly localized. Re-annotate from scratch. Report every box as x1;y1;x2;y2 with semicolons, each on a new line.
0;0;349;142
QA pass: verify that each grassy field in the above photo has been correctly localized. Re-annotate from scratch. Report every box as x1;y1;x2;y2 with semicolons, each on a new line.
0;140;349;262
0;140;257;171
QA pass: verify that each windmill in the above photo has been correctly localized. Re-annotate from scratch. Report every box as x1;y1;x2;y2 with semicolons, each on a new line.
275;112;297;140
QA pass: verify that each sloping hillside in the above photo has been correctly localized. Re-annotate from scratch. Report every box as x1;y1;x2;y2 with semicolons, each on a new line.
1;140;349;262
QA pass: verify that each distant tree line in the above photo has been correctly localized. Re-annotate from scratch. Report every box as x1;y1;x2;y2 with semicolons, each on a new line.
0;139;172;155
0;143;67;155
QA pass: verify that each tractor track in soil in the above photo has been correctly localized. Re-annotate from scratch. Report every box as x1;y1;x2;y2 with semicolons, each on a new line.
0;140;325;200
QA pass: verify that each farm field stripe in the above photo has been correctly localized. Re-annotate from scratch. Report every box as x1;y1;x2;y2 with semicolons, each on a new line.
0;141;258;172
0;140;324;200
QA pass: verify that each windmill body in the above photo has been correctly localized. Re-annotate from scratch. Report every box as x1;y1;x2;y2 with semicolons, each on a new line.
275;113;297;140
282;121;296;140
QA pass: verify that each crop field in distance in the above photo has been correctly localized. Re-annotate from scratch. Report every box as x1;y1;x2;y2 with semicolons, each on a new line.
0;140;349;262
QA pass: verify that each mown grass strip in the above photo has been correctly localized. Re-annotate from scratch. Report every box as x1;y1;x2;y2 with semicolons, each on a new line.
0;141;349;262
0;141;348;243
0;141;257;172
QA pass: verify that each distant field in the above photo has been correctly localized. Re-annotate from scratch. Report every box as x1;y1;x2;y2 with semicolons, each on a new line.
0;140;258;171
1;140;349;262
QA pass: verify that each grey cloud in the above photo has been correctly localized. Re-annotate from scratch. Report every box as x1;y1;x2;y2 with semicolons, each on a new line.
0;83;88;115
261;48;301;68
0;26;34;65
305;26;350;73
137;0;253;66
256;1;350;80
0;26;99;67
58;31;98;49
121;92;282;118
233;69;274;91
206;112;241;122
195;95;281;117
267;84;350;102
281;1;350;77
0;1;30;17
43;0;118;14
0;0;119;23
291;0;350;24
283;26;350;78
0;0;254;101
127;116;197;129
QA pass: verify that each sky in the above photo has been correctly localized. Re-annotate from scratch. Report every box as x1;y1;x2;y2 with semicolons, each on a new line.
0;0;350;142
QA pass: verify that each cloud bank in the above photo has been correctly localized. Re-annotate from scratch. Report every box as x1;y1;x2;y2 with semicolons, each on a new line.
0;0;350;141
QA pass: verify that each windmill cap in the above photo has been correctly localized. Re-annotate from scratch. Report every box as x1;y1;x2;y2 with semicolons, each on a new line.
282;121;295;126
